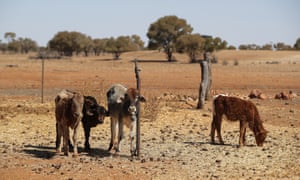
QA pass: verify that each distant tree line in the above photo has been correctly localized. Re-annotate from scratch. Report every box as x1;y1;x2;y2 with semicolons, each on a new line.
47;31;144;59
1;15;300;62
238;42;295;51
0;32;38;53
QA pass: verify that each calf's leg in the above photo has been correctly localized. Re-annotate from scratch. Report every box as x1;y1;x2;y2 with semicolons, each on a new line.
215;115;224;145
108;116;117;152
56;123;63;153
63;126;70;156
239;120;247;146
72;125;79;157
210;116;216;144
130;120;136;156
116;119;124;152
83;125;91;151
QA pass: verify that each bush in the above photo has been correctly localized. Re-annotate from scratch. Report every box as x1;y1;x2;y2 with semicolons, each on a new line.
234;59;239;66
222;60;229;66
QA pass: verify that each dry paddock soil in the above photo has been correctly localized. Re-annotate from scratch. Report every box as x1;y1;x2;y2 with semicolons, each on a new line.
0;50;300;179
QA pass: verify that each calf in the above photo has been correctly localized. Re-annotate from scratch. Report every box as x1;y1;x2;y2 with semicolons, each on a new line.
82;96;108;151
211;95;267;147
106;84;145;156
56;95;108;152
55;89;84;156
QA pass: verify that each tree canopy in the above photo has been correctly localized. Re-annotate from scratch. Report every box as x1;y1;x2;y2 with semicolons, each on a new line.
177;33;205;63
147;15;193;62
105;35;144;60
48;31;94;56
294;38;300;50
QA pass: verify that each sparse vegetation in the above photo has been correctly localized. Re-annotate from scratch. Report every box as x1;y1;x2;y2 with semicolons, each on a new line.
0;50;299;179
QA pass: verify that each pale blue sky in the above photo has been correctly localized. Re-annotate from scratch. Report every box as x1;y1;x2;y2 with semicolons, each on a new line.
0;0;299;47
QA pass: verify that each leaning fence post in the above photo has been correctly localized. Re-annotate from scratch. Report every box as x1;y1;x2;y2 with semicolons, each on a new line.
197;52;212;109
134;59;141;158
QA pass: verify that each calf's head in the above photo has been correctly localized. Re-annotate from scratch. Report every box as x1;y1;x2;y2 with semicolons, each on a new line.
71;93;84;119
84;96;108;124
123;88;146;115
255;130;268;147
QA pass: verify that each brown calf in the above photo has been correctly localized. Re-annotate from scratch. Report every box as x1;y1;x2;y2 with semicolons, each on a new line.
55;89;84;156
107;84;146;156
211;95;267;147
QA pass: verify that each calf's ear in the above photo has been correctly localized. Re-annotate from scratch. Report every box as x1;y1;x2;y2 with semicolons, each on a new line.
86;109;94;116
139;96;146;102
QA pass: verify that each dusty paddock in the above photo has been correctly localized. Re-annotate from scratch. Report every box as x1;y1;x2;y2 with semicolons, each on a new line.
0;50;300;179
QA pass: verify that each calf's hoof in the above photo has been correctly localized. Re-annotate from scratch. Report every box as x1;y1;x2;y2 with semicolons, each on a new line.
72;153;78;158
84;144;91;152
130;149;137;157
108;143;113;151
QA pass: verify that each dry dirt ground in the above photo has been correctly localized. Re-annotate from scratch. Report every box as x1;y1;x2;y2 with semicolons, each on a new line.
0;50;300;179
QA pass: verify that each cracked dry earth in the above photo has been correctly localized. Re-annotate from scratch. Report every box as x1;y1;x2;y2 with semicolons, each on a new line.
0;94;299;180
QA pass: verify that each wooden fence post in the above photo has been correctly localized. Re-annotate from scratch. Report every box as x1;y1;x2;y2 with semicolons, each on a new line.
197;52;212;109
134;59;141;158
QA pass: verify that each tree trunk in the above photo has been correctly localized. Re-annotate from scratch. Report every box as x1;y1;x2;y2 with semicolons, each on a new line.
166;48;172;62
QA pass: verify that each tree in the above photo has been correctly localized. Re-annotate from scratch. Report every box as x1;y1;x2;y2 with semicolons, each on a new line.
0;40;8;53
7;40;21;53
93;38;108;56
48;31;90;56
238;44;248;50
19;37;38;53
294;38;300;50
131;34;144;50
203;36;227;52
177;33;205;63
4;32;16;43
227;45;236;50
81;35;94;56
261;43;273;50
147;15;193;62
105;35;143;60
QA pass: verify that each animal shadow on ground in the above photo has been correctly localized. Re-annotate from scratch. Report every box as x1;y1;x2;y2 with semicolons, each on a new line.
23;145;112;159
87;148;136;160
23;145;56;159
131;59;178;63
184;141;234;147
85;148;111;158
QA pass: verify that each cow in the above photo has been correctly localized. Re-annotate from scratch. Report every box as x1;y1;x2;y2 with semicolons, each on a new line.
211;95;267;147
55;89;84;157
55;95;108;152
106;84;146;156
82;96;108;151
